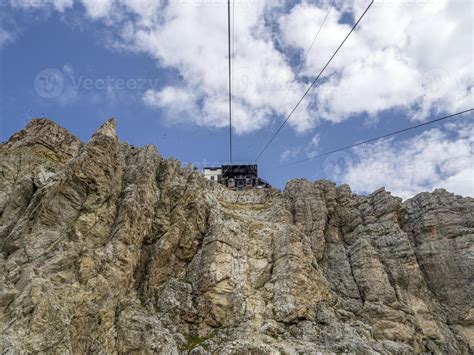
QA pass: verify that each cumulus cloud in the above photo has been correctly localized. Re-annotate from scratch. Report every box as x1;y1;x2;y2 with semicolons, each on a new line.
4;0;473;198
306;132;321;156
122;0;308;134
310;133;320;148
56;63;79;105
144;86;198;120
120;0;161;25
5;0;473;135
80;0;114;18
0;28;15;48
279;132;322;162
9;0;74;12
9;0;309;134
338;120;474;200
279;0;473;123
2;1;73;49
280;146;302;162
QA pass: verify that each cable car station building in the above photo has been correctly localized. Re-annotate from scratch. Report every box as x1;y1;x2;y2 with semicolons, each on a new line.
203;165;271;191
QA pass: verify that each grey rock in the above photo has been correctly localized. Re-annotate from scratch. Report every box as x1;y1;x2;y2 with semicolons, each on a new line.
0;119;472;354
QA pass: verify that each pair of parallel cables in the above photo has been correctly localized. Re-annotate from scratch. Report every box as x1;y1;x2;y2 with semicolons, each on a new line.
227;1;472;167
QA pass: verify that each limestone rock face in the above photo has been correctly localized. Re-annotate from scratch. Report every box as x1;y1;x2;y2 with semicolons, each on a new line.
1;119;473;354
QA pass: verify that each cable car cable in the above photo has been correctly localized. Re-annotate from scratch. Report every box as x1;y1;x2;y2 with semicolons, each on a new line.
254;0;375;162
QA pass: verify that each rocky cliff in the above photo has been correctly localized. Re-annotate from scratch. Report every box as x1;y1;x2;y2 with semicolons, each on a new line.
0;118;473;354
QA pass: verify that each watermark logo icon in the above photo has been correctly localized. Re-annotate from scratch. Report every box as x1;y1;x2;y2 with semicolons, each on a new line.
34;68;64;99
322;151;353;177
421;68;450;97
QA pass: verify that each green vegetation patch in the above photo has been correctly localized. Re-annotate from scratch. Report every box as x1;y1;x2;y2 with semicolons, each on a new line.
179;335;209;351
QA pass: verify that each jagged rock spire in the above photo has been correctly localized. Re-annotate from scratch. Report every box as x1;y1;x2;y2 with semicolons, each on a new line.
92;118;117;140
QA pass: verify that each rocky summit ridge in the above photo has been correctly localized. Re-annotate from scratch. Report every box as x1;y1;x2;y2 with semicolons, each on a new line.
0;118;473;354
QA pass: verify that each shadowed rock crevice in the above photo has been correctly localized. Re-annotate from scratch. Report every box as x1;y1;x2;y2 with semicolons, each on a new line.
0;119;472;354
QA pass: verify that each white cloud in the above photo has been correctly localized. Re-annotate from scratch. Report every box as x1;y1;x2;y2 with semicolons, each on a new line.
279;0;473;123
9;0;74;12
279;133;321;162
306;132;321;156
339;120;474;199
4;0;73;49
120;0;160;26
5;0;473;136
80;0;114;18
280;146;302;162
62;63;74;76
5;0;472;197
310;133;320;148
0;28;15;48
117;0;309;134
120;0;473;134
144;86;199;120
55;63;79;105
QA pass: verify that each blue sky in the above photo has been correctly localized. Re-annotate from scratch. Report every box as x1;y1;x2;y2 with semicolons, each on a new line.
0;0;472;198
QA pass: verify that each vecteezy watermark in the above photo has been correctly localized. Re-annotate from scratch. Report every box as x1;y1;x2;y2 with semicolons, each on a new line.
34;67;161;99
34;68;65;99
69;76;161;91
